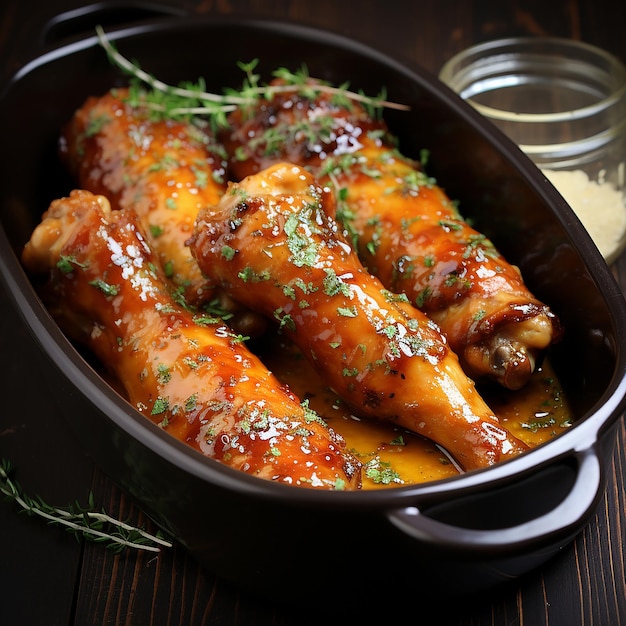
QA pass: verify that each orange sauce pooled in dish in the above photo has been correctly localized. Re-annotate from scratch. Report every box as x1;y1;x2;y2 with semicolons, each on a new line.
263;338;572;490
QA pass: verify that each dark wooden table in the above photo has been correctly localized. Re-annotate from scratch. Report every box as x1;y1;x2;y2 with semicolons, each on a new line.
1;1;625;624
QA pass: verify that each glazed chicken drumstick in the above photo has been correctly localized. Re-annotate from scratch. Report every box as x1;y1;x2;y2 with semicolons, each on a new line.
190;163;529;471
220;79;561;390
22;189;361;490
60;87;224;307
60;87;265;337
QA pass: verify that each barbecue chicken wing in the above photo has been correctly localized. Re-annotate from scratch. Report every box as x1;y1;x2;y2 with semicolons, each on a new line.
190;163;529;471
22;189;361;490
219;79;561;389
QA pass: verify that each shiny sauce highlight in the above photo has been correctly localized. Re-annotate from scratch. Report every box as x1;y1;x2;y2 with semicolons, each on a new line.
262;336;571;490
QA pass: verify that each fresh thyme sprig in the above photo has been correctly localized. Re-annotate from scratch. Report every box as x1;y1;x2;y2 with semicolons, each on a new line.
0;458;172;553
95;24;409;125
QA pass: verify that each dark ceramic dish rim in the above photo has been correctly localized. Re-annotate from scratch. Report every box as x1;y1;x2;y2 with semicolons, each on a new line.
1;16;625;513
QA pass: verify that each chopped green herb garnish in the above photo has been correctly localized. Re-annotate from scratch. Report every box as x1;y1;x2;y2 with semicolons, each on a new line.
89;278;119;297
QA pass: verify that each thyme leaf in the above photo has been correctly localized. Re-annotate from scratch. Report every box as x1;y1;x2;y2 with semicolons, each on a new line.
0;459;172;553
95;25;410;127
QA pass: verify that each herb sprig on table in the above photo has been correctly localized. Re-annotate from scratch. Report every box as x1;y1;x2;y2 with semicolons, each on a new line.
0;459;172;553
95;24;409;129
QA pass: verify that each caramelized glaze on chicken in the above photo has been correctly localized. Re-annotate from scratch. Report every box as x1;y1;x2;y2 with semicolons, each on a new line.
190;163;529;471
60;87;226;306
60;88;267;339
22;189;361;490
220;80;561;389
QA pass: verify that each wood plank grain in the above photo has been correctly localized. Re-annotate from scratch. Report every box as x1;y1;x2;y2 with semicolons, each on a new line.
0;278;94;626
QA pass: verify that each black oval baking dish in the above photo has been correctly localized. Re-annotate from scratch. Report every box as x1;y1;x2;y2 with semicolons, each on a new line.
1;11;625;611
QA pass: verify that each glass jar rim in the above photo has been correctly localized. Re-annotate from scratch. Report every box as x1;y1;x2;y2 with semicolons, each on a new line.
439;36;626;123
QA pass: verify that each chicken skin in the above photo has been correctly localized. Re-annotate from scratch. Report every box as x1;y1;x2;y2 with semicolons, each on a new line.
219;79;561;389
190;163;529;471
60;86;268;337
60;87;226;306
22;189;361;490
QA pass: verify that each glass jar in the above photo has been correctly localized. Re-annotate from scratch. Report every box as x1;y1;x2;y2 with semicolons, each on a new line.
439;37;626;263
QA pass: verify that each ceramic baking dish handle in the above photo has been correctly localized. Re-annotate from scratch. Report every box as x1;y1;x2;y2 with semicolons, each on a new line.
387;446;602;553
39;2;188;50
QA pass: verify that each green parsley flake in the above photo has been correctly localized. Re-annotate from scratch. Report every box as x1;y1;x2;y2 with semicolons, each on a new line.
56;255;87;274
89;278;119;297
284;211;319;267
323;268;351;297
274;309;296;332
86;114;110;137
149;224;164;238
185;394;198;412
337;306;358;317
364;457;402;485
156;364;172;384
163;260;174;278
151;396;169;415
238;266;270;282
221;245;236;260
